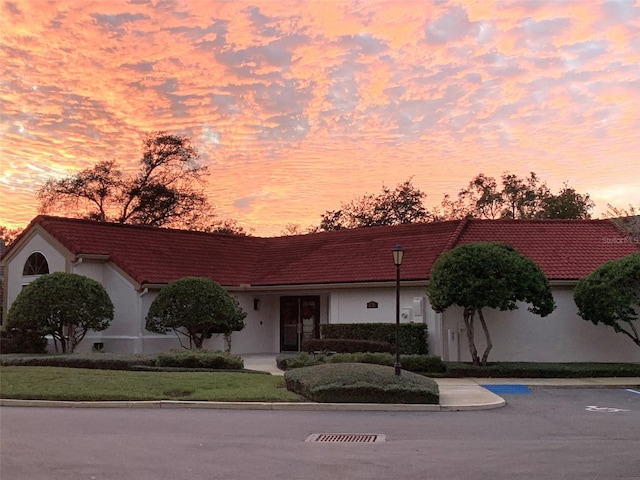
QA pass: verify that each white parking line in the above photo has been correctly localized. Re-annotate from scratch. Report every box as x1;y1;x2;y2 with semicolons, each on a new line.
585;406;630;412
625;389;640;396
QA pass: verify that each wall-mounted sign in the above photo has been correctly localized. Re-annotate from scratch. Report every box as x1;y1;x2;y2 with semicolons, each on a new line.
366;301;378;309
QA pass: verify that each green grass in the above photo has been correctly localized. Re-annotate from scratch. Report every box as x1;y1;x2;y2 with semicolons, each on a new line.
0;366;302;402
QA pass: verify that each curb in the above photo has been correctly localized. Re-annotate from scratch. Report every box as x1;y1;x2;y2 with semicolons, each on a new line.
0;397;505;412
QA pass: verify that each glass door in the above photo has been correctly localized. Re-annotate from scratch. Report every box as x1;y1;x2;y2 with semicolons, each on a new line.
280;296;320;351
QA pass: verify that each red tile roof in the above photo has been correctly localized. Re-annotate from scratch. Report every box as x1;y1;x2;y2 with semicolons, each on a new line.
455;219;639;280
3;216;638;287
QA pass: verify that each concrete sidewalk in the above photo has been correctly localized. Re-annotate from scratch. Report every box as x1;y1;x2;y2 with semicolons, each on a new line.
242;354;506;410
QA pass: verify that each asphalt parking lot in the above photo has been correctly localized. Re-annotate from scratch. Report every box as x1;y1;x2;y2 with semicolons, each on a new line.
1;388;638;480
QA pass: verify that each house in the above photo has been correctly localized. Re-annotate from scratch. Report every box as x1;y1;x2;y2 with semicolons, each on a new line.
1;215;639;362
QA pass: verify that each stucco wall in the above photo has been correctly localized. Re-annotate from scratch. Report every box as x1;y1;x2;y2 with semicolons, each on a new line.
220;294;279;354
67;262;146;354
5;233;67;312
441;286;640;363
5;231;638;362
329;286;428;324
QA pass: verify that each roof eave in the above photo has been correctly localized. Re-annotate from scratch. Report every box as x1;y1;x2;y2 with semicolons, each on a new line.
226;279;429;291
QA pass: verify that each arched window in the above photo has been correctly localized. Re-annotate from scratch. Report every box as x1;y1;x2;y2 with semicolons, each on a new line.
23;252;49;276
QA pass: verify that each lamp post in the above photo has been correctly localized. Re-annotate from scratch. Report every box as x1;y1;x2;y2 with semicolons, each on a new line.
392;244;404;376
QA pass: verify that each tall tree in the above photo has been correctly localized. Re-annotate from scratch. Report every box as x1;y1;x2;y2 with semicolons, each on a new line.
437;172;593;220
538;183;594;219
317;179;431;231
37;132;215;230
427;242;556;365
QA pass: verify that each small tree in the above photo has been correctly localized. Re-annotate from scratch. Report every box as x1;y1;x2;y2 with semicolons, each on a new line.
145;277;246;351
574;253;640;348
427;242;556;365
7;272;114;353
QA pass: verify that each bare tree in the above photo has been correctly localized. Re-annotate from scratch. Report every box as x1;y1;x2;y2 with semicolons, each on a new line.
38;132;217;230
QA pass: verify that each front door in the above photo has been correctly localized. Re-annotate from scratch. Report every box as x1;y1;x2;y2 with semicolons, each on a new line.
280;296;320;351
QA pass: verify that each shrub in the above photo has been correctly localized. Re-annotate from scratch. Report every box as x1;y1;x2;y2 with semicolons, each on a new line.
280;352;447;374
443;362;640;378
277;352;326;370
0;328;48;354
574;252;640;348
320;323;428;354
7;272;114;353
0;353;156;370
155;349;244;370
284;363;439;404
146;277;246;351
301;338;394;354
396;354;446;373
329;352;394;366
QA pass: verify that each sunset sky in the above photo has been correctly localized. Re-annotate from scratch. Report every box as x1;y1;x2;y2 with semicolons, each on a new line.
1;0;639;236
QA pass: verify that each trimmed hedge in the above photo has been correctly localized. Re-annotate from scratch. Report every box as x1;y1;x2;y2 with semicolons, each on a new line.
301;338;394;354
0;353;156;370
0;351;245;371
443;362;640;378
284;363;439;404
0;329;48;354
155;350;244;370
320;323;428;355
278;352;446;374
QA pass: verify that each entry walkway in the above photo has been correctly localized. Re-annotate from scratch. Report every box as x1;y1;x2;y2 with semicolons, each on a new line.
241;353;504;411
241;354;640;412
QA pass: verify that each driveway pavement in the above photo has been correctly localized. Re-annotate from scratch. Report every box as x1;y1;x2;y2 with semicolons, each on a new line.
2;388;639;480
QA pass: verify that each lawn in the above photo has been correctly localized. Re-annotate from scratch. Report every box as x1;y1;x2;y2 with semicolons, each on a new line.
0;366;302;402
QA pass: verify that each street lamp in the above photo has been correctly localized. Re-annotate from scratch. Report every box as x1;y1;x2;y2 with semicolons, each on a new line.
392;244;404;376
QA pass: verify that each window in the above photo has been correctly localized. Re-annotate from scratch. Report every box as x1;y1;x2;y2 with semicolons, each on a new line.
23;252;49;275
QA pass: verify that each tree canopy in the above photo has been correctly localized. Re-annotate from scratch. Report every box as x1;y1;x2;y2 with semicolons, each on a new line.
7;272;114;353
435;172;594;221
427;242;556;365
311;173;594;232
317;179;431;231
145;277;247;350
37;132;236;231
0;224;22;247
574;253;640;348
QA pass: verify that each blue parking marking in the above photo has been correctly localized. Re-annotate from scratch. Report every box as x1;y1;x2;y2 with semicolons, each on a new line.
481;384;531;394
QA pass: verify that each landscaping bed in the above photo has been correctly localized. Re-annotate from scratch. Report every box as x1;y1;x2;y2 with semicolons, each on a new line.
277;353;640;378
284;363;439;404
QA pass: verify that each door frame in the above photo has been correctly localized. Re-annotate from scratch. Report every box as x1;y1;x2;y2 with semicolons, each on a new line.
280;295;320;352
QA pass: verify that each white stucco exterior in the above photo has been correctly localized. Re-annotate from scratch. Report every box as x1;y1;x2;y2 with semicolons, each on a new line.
440;287;640;363
2;223;639;363
5;231;68;310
